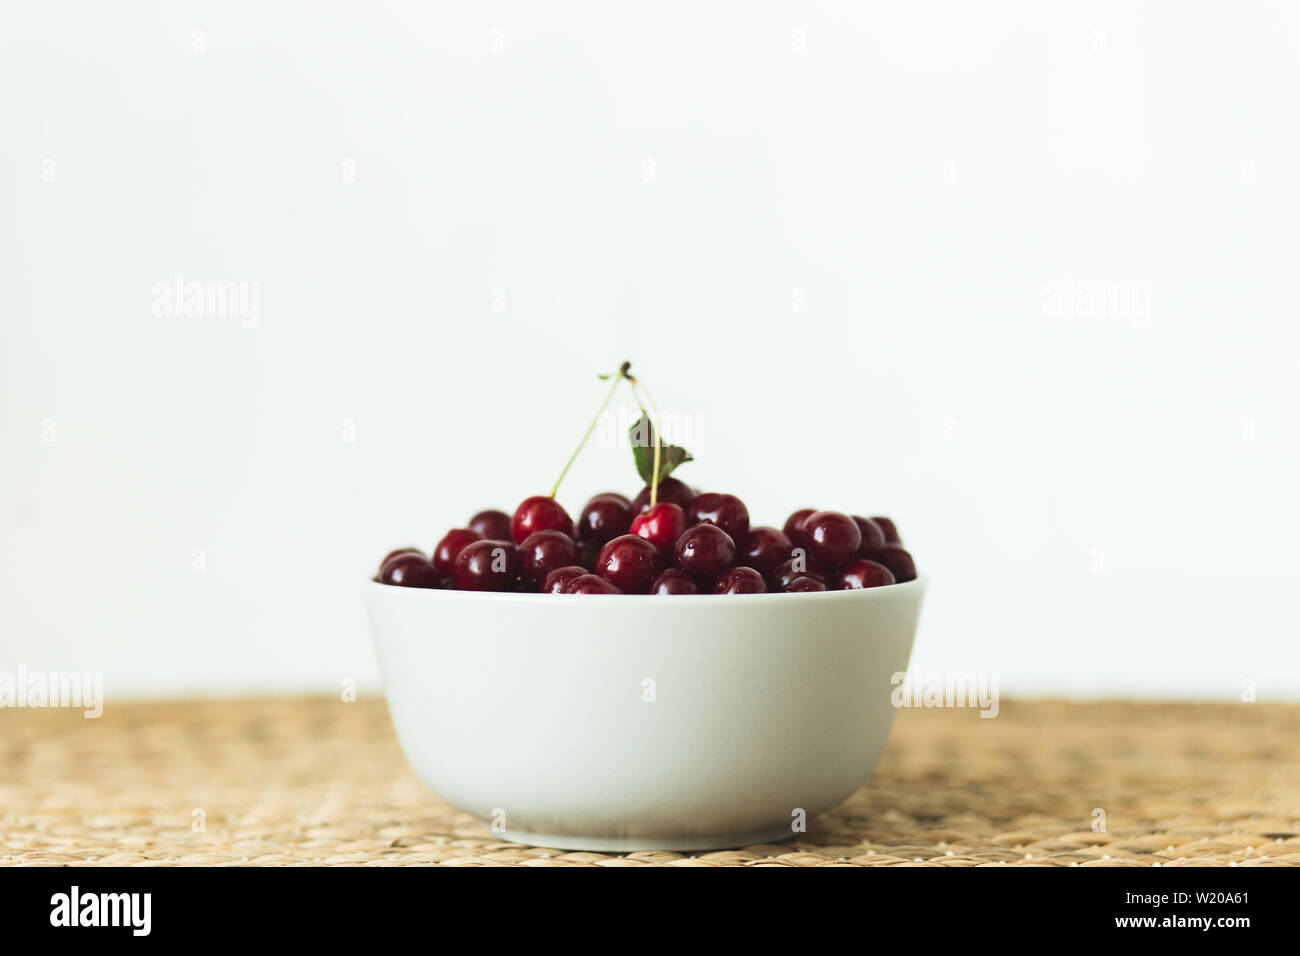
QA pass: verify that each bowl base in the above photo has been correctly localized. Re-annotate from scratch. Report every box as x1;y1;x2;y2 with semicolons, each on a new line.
500;826;797;853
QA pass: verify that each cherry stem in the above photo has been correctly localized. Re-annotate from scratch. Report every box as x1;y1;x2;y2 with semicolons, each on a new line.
625;373;664;509
549;362;630;499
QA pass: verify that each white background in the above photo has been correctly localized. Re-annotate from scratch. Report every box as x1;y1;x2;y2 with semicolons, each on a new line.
2;2;1298;699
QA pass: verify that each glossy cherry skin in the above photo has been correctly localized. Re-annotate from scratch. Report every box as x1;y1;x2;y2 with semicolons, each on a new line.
432;529;481;577
782;508;816;549
381;546;422;563
629;502;687;556
576;494;634;545
851;516;887;558
802;510;861;568
565;573;622;594
377;548;422;577
511;496;574;544
595;534;665;594
630;477;696;515
379;551;440;589
712;566;766;594
452;539;522;591
740;526;793;576
650;568;698;595
518;530;581;589
871;516;902;545
542;565;589;594
874;545;916;582
674;523;736;581
468;509;512;542
786;575;827;592
830;558;896;589
687;492;750;546
767;557;823;593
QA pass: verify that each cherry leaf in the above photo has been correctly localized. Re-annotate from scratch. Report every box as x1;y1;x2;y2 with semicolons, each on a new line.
629;415;693;485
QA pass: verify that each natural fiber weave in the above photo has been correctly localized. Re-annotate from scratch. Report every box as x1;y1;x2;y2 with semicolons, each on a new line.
2;697;1298;866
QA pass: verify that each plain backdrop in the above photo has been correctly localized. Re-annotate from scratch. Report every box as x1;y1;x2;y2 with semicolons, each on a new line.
2;1;1298;699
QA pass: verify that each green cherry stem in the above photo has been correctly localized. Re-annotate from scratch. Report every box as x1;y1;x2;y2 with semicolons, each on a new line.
625;372;664;509
548;361;630;498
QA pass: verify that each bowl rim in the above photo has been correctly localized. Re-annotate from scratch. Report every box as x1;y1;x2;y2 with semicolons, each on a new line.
366;573;925;605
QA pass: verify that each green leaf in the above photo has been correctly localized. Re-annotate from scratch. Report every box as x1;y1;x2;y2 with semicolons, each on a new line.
629;415;693;485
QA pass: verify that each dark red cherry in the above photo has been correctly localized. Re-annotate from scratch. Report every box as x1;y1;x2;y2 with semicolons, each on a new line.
379;551;440;589
831;559;896;589
712;566;766;594
432;529;481;577
871;516;902;545
674;523;736;581
566;573;622;595
782;508;816;549
542;565;589;594
786;575;827;592
381;546;422;563
511;496;573;544
575;538;601;570
453;539;522;591
874;545;916;582
650;568;698;595
576;493;634;545
851;516;887;557
802;510;861;568
518;530;580;589
687;492;750;545
767;557;823;593
629;502;687;556
378;548;423;577
630;477;696;515
468;509;512;541
740;526;793;575
595;534;665;594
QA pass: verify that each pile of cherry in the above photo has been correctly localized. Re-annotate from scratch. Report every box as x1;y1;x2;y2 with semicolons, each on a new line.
376;477;916;595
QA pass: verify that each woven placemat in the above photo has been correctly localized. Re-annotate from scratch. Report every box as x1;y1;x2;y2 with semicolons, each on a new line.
2;697;1298;867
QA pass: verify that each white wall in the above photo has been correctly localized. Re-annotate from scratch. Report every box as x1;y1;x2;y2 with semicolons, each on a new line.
2;1;1297;699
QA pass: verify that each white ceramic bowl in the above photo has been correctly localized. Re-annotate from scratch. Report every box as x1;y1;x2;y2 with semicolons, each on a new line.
365;576;925;851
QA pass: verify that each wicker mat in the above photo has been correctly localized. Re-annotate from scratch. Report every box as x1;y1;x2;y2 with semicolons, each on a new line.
2;697;1298;867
